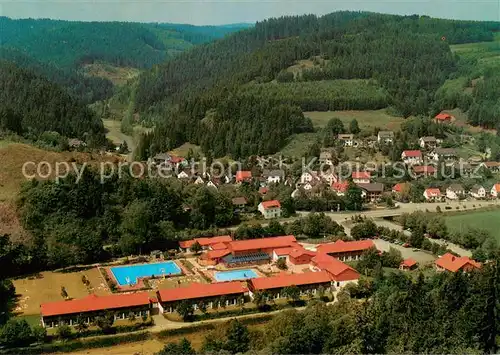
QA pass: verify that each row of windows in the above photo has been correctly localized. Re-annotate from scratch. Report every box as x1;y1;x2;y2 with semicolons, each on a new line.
163;298;241;313
43;310;150;328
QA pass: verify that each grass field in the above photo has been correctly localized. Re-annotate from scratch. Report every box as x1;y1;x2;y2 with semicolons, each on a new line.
278;132;318;157
445;209;500;242
170;142;202;158
304;109;405;131
83;63;141;87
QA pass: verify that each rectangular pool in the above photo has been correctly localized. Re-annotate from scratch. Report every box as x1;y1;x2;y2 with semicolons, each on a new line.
110;261;182;286
214;269;258;282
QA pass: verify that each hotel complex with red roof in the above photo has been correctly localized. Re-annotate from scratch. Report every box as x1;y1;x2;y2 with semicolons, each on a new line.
316;239;375;261
435;253;481;273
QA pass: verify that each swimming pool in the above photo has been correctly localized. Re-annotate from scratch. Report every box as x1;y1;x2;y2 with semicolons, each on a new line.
110;261;182;286
214;269;258;282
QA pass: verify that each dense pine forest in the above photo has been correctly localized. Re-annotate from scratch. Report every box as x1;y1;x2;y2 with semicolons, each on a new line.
0;17;248;103
0;61;105;145
131;12;499;159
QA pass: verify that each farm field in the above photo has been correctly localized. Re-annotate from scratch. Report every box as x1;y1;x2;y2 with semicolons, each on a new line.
445;209;500;242
304;109;405;131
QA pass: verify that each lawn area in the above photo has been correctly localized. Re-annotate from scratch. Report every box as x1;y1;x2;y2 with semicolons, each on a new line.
170;142;202;158
304;109;405;131
278;132;318;158
445;209;500;242
12;268;110;316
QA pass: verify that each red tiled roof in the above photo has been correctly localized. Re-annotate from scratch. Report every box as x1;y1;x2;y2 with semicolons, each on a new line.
401;258;417;268
492;184;500;192
170;156;185;164
236;171;252;182
332;181;349;193
258;187;269;195
273;247;296;256
204;249;231;260
435;113;453;120
229;235;296;252
41;293;151;317
402;150;422;158
352;172;371;179
250;271;331;291
211;243;229;250
435;253;481;272
289;248;316;259
316;240;375;255
413;165;436;174
424;188;441;197
157;282;248;303
260;200;281;209
312;254;359;281
392;183;408;192
179;235;232;249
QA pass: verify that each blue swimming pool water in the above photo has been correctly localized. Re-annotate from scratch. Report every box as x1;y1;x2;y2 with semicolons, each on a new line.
110;261;182;286
214;269;258;282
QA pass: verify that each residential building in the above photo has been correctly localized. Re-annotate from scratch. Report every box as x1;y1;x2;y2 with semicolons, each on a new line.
480;161;500;173
320;169;338;184
179;235;233;253
423;188;442;201
446;184;465;200
236;171;252;183
377;131;394;144
412;165;436;178
262;169;285;184
258;200;282;219
299;171;320;184
156;282;248;313
352;171;371;184
310;254;360;288
316;240;375;262
248;271;332;300
332;181;349;196
401;150;423;165
419;136;438;149
400;258;417;271
392;182;409;194
338;134;355;147
435;112;453;123
40;293;151;328
258;187;269;196
357;183;384;202
491;184;500;198
429;148;457;161
319;151;334;165
231;197;248;210
272;246;316;265
435;253;481;273
469;185;486;199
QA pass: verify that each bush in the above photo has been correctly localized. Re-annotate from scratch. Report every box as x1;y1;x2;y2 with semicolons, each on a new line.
57;324;73;340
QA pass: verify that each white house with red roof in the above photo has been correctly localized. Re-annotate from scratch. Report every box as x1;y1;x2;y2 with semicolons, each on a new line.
311;253;360;287
435;112;454;123
401;150;423;165
491;184;500;198
423;188;442;201
352;171;371;184
399;258;417;271
332;181;349;196
40;293;152;328
258;200;282;219
435;253;481;273
235;171;252;183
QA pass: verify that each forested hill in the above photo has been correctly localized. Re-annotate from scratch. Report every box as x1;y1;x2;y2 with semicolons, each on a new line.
0;17;249;103
131;12;498;159
0;61;105;145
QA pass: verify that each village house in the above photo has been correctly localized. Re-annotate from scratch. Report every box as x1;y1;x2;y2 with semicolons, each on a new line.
258;200;282;219
272;246;316;265
411;165;436;178
357;183;385;202
319;151;335;165
310;253;360;288
352;171;371;184
401;150;423;165
316;240;376;262
236;171;252;183
429;148;457;162
262;169;285;184
469;185;486;199
446;184;466;200
377;131;394;144
419;136;438;150
232;197;248;211
177;169;192;179
332;181;349;196
435;112;454;123
423;188;442;201
338;134;355;147
40;293;152;328
435;253;481;273
320;169;338;184
248;271;332;300
490;184;500;198
258;186;269;196
179;235;233;253
300;171;321;184
400;258;417;271
480;161;500;173
156;282;249;313
392;183;407;194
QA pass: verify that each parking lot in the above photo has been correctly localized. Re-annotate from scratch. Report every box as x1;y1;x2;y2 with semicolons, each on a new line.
373;239;436;265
